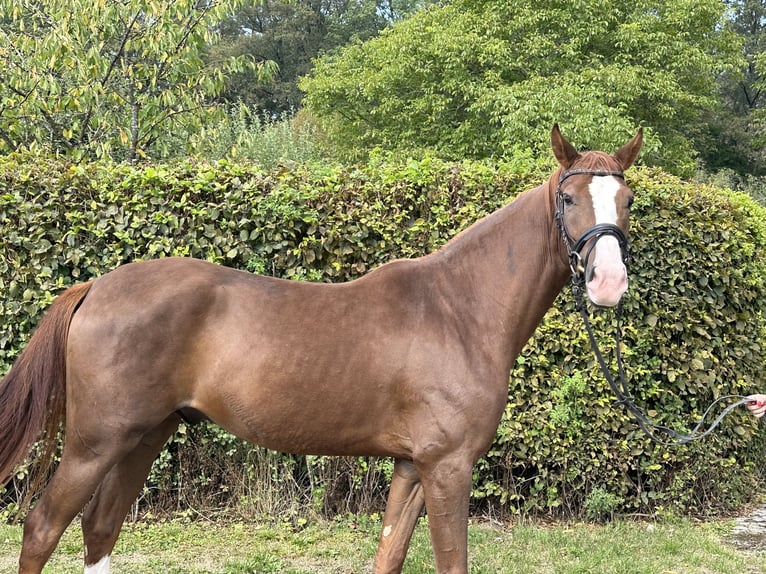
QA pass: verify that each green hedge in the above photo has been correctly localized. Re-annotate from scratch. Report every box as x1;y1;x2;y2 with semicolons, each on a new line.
1;153;765;520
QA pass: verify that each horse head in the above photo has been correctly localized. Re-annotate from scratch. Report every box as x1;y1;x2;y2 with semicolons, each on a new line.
551;124;643;307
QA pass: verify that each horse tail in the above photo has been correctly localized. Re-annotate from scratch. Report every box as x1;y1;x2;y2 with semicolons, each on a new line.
0;281;92;496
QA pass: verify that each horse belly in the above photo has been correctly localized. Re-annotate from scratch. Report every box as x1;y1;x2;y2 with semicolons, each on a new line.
199;384;402;457
191;346;411;458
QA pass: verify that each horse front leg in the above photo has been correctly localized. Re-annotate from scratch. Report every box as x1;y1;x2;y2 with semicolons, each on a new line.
417;454;474;574
373;459;425;573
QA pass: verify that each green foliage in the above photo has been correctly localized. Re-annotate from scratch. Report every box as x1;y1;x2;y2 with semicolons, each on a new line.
1;154;765;520
0;0;274;161
187;107;327;168
702;1;766;177
584;487;625;523
213;0;435;114
550;371;588;438
300;0;744;176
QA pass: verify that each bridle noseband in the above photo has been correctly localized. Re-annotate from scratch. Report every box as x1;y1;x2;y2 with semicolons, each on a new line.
554;168;629;283
555;169;752;446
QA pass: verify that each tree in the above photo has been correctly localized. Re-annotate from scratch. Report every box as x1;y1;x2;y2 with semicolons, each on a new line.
0;0;274;161
300;0;744;175
211;0;434;114
699;0;766;177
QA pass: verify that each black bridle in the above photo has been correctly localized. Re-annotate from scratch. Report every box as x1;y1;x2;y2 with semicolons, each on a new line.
555;168;751;446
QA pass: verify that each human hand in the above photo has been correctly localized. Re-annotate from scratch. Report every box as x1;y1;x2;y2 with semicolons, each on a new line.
747;394;766;418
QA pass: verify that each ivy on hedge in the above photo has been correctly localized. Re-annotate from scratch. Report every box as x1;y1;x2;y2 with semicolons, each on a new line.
1;152;764;518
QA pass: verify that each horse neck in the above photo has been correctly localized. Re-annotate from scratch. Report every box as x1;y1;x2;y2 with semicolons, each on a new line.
430;176;571;361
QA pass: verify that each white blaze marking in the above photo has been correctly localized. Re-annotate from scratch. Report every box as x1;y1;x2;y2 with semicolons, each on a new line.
586;176;628;307
589;176;620;224
84;555;111;574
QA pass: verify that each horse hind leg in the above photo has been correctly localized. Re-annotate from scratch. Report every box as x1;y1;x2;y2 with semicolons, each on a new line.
81;415;180;573
373;459;425;574
18;438;138;574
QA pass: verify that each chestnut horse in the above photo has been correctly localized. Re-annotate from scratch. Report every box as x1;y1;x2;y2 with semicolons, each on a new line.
0;125;642;573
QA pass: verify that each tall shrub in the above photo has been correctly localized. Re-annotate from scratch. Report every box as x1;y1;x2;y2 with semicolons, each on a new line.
0;154;764;519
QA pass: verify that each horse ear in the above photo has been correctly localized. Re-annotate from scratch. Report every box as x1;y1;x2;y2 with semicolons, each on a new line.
551;123;580;169
614;128;643;170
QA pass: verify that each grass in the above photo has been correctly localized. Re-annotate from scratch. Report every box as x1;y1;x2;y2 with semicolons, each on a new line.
1;514;764;573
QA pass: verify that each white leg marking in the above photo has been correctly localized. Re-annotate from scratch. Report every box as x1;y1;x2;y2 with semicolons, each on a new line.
84;554;111;574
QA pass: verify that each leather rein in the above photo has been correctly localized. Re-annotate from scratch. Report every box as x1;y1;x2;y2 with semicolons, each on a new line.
555;168;751;446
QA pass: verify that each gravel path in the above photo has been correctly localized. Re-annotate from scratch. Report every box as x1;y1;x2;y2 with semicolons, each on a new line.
729;504;766;551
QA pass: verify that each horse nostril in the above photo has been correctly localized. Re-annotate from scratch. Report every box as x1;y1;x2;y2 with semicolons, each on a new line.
586;264;596;283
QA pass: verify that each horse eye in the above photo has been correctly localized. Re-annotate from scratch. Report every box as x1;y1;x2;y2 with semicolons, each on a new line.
627;195;635;208
562;193;574;206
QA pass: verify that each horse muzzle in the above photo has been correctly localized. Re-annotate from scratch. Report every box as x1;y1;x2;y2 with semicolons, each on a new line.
585;235;628;307
568;223;629;307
